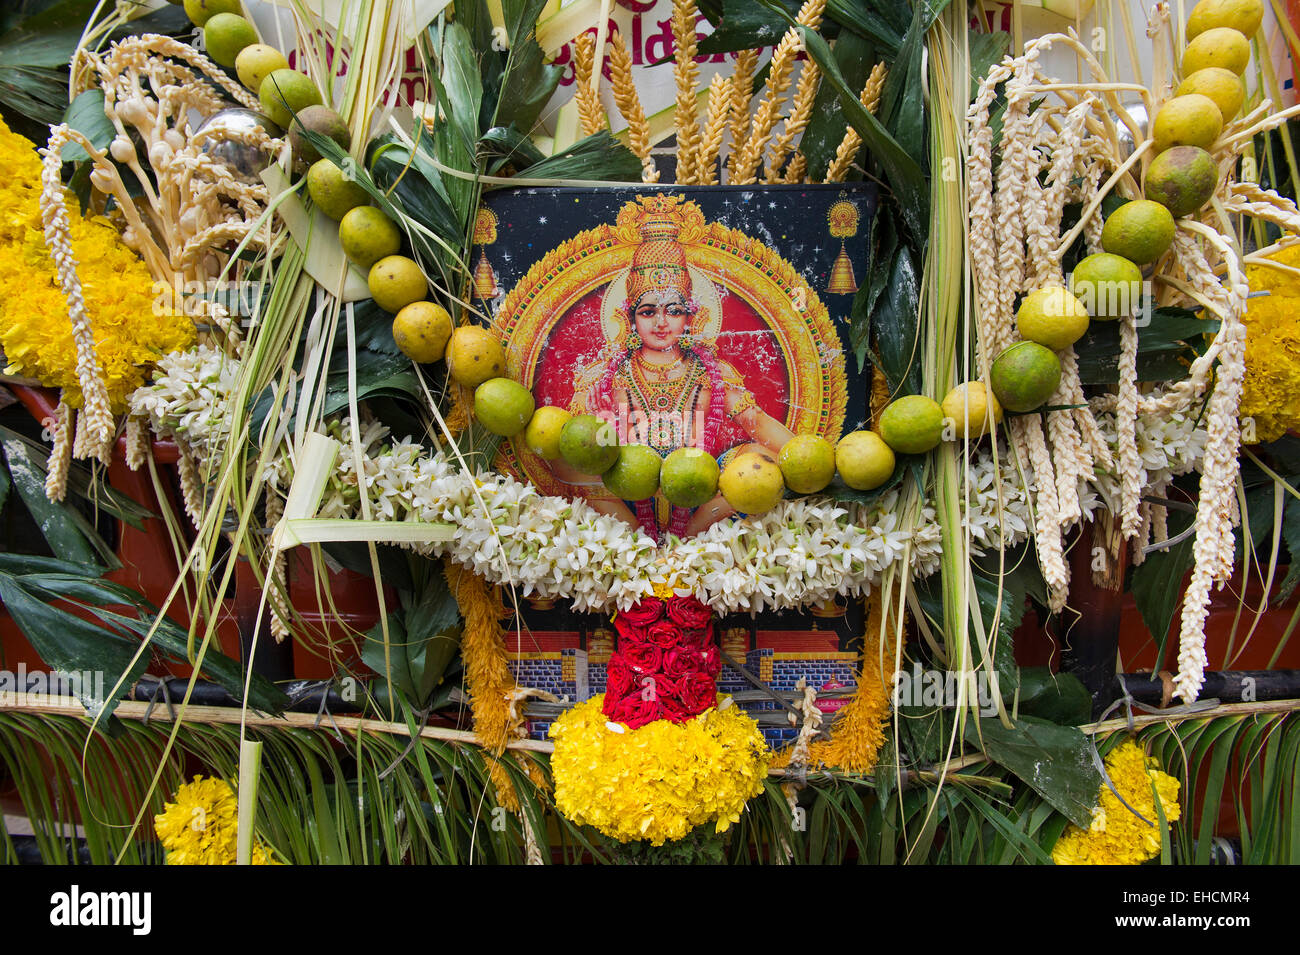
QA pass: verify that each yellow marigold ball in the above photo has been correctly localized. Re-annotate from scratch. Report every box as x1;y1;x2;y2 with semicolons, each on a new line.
1051;740;1181;865
154;776;280;865
1240;244;1300;443
548;695;770;845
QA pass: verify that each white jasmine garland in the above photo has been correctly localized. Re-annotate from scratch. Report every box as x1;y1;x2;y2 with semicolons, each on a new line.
129;349;1209;615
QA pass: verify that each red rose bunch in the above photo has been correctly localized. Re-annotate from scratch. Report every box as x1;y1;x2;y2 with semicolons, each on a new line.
601;595;720;729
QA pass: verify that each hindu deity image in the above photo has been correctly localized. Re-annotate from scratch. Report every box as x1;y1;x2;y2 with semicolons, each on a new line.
482;189;861;539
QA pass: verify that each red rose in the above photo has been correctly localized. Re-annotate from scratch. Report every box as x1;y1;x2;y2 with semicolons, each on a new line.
604;693;662;729
662;646;698;679
604;655;634;701
618;598;664;627
678;619;714;649
647;619;681;650
678;672;719;716
699;643;721;679
643;673;679;704
657;693;689;723
621;642;662;675
613;615;649;646
666;595;712;630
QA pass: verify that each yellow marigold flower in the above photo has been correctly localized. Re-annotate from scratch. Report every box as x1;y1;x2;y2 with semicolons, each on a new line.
0;118;193;412
1051;740;1181;865
1241;244;1300;443
154;776;280;865
548;695;770;845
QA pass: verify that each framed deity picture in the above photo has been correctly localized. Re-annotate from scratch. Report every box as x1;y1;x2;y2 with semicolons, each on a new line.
471;183;876;745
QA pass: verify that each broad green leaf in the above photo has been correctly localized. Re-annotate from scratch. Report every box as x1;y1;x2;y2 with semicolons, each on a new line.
0;430;101;567
796;28;877;182
0;573;146;721
1074;307;1221;385
1016;668;1092;725
496;0;564;134
968;715;1102;828
510;131;644;183
1130;509;1195;668
479;125;547;176
60;89;116;162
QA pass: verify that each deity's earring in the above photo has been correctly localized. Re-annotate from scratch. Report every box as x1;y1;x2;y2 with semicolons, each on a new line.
680;324;694;351
627;330;643;351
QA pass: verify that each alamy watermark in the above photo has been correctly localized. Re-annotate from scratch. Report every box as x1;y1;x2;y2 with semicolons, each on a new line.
892;662;1001;717
0;664;106;714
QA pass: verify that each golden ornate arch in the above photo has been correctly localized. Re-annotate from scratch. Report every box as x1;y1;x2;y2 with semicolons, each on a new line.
490;193;848;496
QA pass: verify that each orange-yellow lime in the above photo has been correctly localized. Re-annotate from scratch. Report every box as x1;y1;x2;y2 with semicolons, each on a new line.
834;431;896;491
235;44;288;91
289;105;351;166
473;378;535;437
203;13;257;68
1151;94;1223;153
559;414;620;475
1101;200;1176;265
524;406;571;460
184;0;241;27
367;254;427;314
661;448;719;507
1145;145;1219;217
719;450;786;515
777;434;836;494
1176;68;1246;121
1015;286;1090;351
1181;27;1252;75
445;325;507;389
1070;253;1144;320
941;381;1003;439
1186;0;1263;39
602;445;662;501
339;206;402;270
990;342;1062;413
877;395;945;454
391;301;452;363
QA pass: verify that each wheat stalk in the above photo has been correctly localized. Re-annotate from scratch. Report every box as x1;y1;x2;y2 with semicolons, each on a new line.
730;0;826;185
825;63;886;183
573;32;607;137
671;0;703;184
764;47;823;183
725;49;759;183
697;73;733;185
608;32;659;184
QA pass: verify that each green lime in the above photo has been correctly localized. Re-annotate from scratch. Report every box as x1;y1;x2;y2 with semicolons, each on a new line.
367;254;427;314
445;325;506;389
203;13;257;68
391;301;452;363
339;206;402;270
777;434;836;494
258;69;323;129
719;450;785;515
525;406;571;460
834;431;895;490
1070;253;1144;320
1145;145;1219;218
1016;286;1091;351
1101;200;1176;266
474;378;536;437
877;395;945;455
602;444;662;501
559;414;620;475
941;381;1003;439
306;158;369;221
289;105;351;166
660;447;720;508
990;342;1062;413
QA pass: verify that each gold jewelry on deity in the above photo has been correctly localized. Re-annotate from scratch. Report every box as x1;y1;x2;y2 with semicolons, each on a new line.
727;390;758;420
632;349;686;382
626;330;643;351
679;323;694;351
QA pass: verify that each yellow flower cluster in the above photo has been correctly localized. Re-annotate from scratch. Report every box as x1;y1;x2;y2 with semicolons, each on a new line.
548;695;770;845
1051;739;1181;865
1241;244;1300;443
0;118;193;411
153;776;279;865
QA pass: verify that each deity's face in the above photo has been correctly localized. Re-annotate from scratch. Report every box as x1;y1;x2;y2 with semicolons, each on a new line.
631;289;693;352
